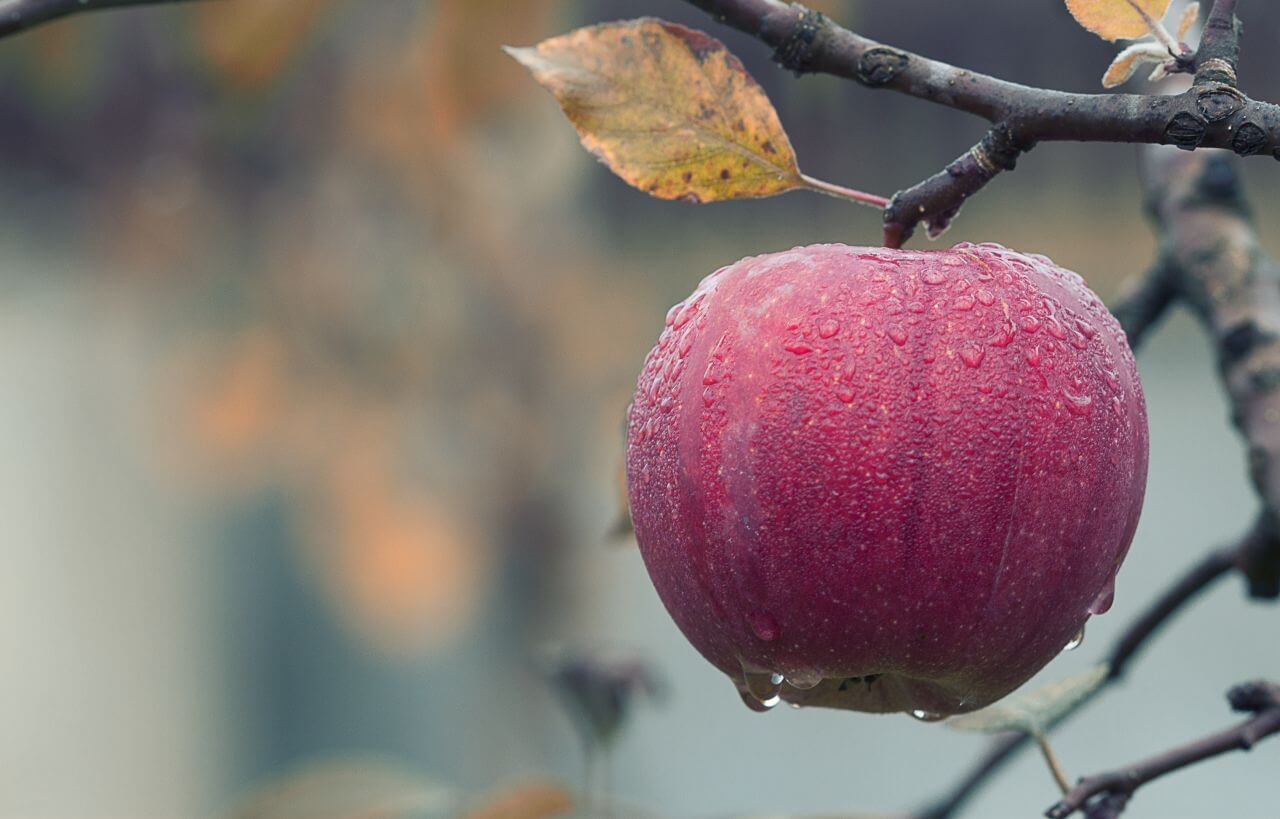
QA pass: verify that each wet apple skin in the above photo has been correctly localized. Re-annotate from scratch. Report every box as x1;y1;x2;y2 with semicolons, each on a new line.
626;243;1148;715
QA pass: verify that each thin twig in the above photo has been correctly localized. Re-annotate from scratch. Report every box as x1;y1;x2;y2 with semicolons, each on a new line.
1045;682;1280;818
0;0;204;39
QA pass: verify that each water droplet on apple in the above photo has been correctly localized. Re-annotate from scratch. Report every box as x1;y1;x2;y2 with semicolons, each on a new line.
889;328;909;346
818;319;839;339
740;664;785;710
1063;625;1085;651
910;709;946;722
960;346;985;368
737;687;775;712
749;611;779;641
785;669;823;690
1062;389;1094;417
922;268;948;285
1089;579;1116;615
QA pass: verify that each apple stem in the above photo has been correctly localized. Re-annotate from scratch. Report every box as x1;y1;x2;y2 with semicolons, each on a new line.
1035;732;1072;795
799;173;891;209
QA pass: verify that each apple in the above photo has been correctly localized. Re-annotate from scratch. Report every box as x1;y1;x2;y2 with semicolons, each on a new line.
625;243;1148;717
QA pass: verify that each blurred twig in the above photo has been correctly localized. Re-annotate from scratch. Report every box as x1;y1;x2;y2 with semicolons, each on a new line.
1045;681;1280;819
0;0;206;39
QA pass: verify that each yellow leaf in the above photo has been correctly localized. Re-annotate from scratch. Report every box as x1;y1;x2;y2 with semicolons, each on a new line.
506;18;805;203
1065;0;1173;42
1177;1;1201;40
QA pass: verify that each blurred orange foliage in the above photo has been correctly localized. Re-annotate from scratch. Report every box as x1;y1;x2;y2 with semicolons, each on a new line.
198;0;340;89
462;781;574;819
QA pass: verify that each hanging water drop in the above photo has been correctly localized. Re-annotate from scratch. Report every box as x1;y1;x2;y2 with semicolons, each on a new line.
1064;624;1086;652
1089;579;1116;615
740;664;785;710
785;669;823;690
737;688;775;713
910;709;946;722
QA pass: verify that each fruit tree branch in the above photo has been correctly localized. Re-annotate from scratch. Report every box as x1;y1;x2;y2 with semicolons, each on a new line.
0;0;203;39
680;0;1278;245
1044;681;1280;818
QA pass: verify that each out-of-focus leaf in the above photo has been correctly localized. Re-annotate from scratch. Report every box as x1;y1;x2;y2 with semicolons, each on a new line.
1176;1;1201;39
540;649;665;749
1065;0;1173;42
312;440;491;657
198;0;337;89
505;19;805;203
461;781;574;819
426;0;558;144
1101;43;1167;87
947;663;1110;735
224;756;455;819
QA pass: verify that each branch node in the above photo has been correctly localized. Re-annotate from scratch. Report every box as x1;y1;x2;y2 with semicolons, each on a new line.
1227;681;1279;713
771;4;825;76
1196;56;1238;86
1231;121;1267;156
1164;111;1207;150
856;46;910;87
1195;83;1245;122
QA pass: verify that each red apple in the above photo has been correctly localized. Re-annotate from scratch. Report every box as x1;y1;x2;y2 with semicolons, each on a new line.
625;243;1148;717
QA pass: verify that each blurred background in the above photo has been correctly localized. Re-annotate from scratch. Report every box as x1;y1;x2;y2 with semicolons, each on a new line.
0;0;1277;816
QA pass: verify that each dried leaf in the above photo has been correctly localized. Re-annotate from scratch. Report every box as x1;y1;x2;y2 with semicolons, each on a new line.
506;19;805;203
1176;1;1201;40
1101;43;1168;87
947;663;1110;735
1065;0;1173;42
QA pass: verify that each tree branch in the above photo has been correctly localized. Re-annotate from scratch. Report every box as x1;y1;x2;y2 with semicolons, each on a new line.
680;0;1280;245
1195;0;1241;86
1045;681;1280;818
0;0;203;39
